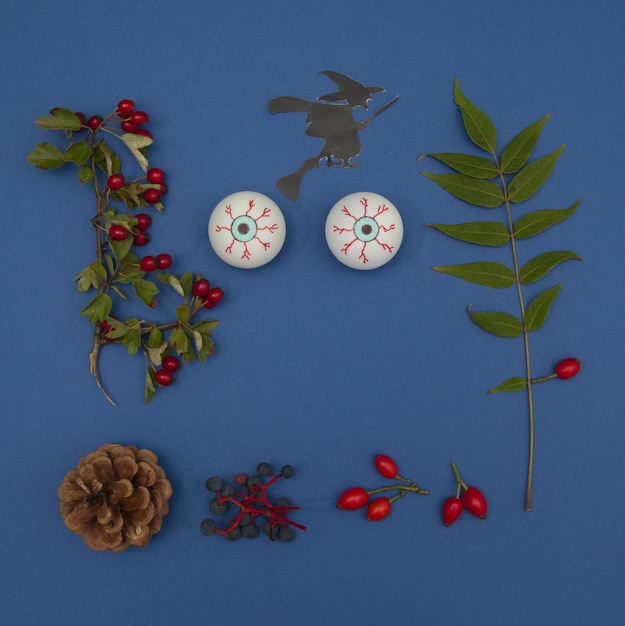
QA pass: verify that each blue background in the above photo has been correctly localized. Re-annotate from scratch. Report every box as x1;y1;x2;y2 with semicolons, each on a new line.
2;1;623;624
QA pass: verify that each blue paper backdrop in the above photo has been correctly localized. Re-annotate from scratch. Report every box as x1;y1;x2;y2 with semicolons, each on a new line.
2;1;624;624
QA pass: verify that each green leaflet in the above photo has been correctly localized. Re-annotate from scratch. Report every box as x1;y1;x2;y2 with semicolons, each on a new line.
421;172;504;207
513;200;579;239
417;152;498;179
524;284;561;332
507;145;565;203
468;307;523;337
500;114;550;173
80;293;112;323
454;78;497;153
428;221;510;247
27;142;65;169
434;262;515;288
120;133;153;173
519;251;582;284
488;377;527;393
64;141;92;166
132;279;159;307
35;107;82;131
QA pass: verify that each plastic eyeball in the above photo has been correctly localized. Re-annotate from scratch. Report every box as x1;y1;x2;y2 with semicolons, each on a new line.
208;191;286;269
325;192;403;270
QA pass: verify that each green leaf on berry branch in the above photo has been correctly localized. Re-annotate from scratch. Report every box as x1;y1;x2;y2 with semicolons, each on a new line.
488;377;527;393
523;284;561;332
78;165;94;184
513;199;579;239
421;172;504;207
64;141;92;166
519;250;582;285
132;279;159;307
428;221;510;246
35;107;82;131
27;142;65;169
417;152;498;179
119;133;153;173
454;78;497;153
507;145;565;203
499;114;550;174
80;293;112;323
433;261;515;288
467;307;524;338
74;261;107;292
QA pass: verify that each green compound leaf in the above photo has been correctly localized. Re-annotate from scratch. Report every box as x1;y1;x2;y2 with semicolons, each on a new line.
507;145;565;203
468;306;524;337
27;142;65;169
454;78;497;153
121;324;142;355
64;141;92;166
519;250;582;285
513;199;580;239
421;172;504;207
132;279;159;307
434;261;515;288
80;293;112;323
74;261;107;292
35;107;82;131
418;152;498;179
500;114;550;173
488;377;527;393
428;221;510;247
524;284;561;332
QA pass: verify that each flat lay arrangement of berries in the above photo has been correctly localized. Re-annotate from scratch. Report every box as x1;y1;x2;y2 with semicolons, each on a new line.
336;454;430;522
420;79;582;510
200;463;306;542
27;102;224;404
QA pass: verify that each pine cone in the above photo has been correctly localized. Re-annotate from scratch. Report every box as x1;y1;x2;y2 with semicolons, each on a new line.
58;443;173;552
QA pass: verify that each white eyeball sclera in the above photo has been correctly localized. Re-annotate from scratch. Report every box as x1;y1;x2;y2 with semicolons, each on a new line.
325;192;403;269
208;191;286;269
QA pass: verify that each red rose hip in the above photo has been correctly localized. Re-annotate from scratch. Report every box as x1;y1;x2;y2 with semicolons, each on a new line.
156;254;172;269
366;497;392;521
109;225;127;241
463;487;488;519
162;356;180;372
140;256;157;272
555;358;581;380
191;279;211;298
442;497;464;526
117;99;135;117
336;487;369;510
155;369;173;386
107;173;125;190
374;454;399;479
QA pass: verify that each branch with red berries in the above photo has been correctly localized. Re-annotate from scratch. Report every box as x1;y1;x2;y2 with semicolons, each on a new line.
27;102;224;405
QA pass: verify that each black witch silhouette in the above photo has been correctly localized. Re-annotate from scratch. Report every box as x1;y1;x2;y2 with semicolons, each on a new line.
269;71;398;201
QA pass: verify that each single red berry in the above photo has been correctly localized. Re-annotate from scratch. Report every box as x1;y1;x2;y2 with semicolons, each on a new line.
101;319;116;342
130;110;149;125
134;129;152;138
133;230;149;246
107;173;125;190
158;182;168;196
555;358;581;380
206;287;224;304
162;356;180;372
117;99;135;117
336;486;370;510
140;256;157;272
156;253;172;269
74;112;86;130
374;454;399;479
463;487;488;519
143;188;160;204
109;225;127;241
147;168;165;184
135;213;151;230
87;115;103;130
121;120;139;133
155;369;174;386
366;497;392;521
442;497;464;526
234;473;248;486
191;279;211;298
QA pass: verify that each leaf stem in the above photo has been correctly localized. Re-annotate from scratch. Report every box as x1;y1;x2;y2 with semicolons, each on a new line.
495;156;534;511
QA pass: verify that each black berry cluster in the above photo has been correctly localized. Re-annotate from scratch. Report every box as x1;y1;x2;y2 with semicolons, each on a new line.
200;463;306;542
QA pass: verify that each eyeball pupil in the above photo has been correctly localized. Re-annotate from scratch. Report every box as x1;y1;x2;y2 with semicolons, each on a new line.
238;223;250;235
361;224;373;235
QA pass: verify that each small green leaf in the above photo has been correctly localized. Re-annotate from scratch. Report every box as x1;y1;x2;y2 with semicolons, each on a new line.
468;306;523;337
507;145;565;203
145;368;156;404
27;142;65;169
93;138;118;176
147;326;163;349
180;272;194;297
418;152;498;179
488;377;527;393
454;78;497;153
428;221;510;247
513;199;579;239
110;236;133;263
500;114;550;173
105;318;130;339
421;172;504;208
192;319;220;333
176;302;191;324
121;326;142;355
132;279;159;307
519;251;582;285
78;165;93;184
524;284;561;332
35;107;81;131
147;342;168;367
64;141;92;166
74;261;107;292
170;326;189;355
119;133;153;173
80;293;112;323
433;262;515;288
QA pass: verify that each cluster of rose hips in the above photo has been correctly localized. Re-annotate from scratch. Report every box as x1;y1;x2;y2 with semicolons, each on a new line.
76;98;152;138
442;462;488;526
200;463;306;542
336;454;430;521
